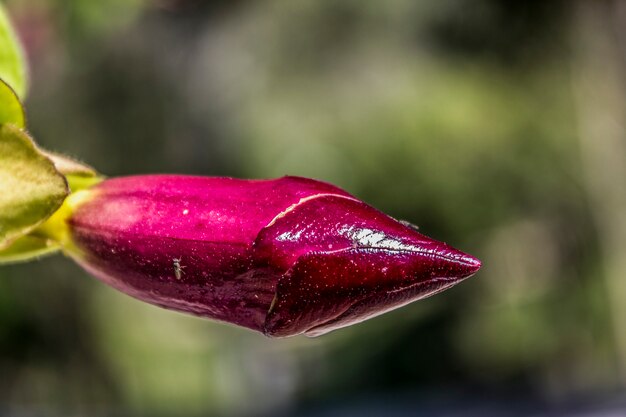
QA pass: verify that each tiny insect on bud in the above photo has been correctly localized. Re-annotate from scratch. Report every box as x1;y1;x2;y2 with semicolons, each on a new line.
172;257;185;280
64;175;481;337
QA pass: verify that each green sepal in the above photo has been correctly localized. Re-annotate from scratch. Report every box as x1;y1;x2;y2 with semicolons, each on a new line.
42;150;104;192
0;78;25;127
0;234;60;264
0;124;69;249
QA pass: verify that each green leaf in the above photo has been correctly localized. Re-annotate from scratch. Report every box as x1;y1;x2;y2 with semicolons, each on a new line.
0;4;28;98
42;151;98;177
0;78;25;128
0;234;60;264
0;124;68;249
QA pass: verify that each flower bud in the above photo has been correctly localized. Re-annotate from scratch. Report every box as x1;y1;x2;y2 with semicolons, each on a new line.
65;175;481;337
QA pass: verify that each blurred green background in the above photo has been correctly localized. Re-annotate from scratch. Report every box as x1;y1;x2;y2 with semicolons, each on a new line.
2;0;626;415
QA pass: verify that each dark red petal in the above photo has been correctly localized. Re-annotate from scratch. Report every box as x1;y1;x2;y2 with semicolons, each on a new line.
258;195;481;337
264;247;479;337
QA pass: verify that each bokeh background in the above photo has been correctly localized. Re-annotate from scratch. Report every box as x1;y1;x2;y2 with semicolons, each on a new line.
2;0;626;415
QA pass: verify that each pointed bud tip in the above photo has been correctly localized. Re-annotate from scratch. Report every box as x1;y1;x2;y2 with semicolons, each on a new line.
433;247;482;283
457;251;482;276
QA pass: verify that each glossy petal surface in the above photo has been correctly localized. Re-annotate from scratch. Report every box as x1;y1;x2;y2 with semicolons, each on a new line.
256;195;480;336
67;175;481;337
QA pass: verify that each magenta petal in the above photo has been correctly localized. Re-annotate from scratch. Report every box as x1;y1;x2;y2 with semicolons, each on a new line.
67;175;481;337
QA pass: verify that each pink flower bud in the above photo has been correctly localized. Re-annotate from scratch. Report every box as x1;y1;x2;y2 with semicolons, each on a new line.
66;175;480;337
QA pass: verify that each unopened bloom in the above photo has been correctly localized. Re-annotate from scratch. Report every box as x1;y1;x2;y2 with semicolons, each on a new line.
64;175;481;337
